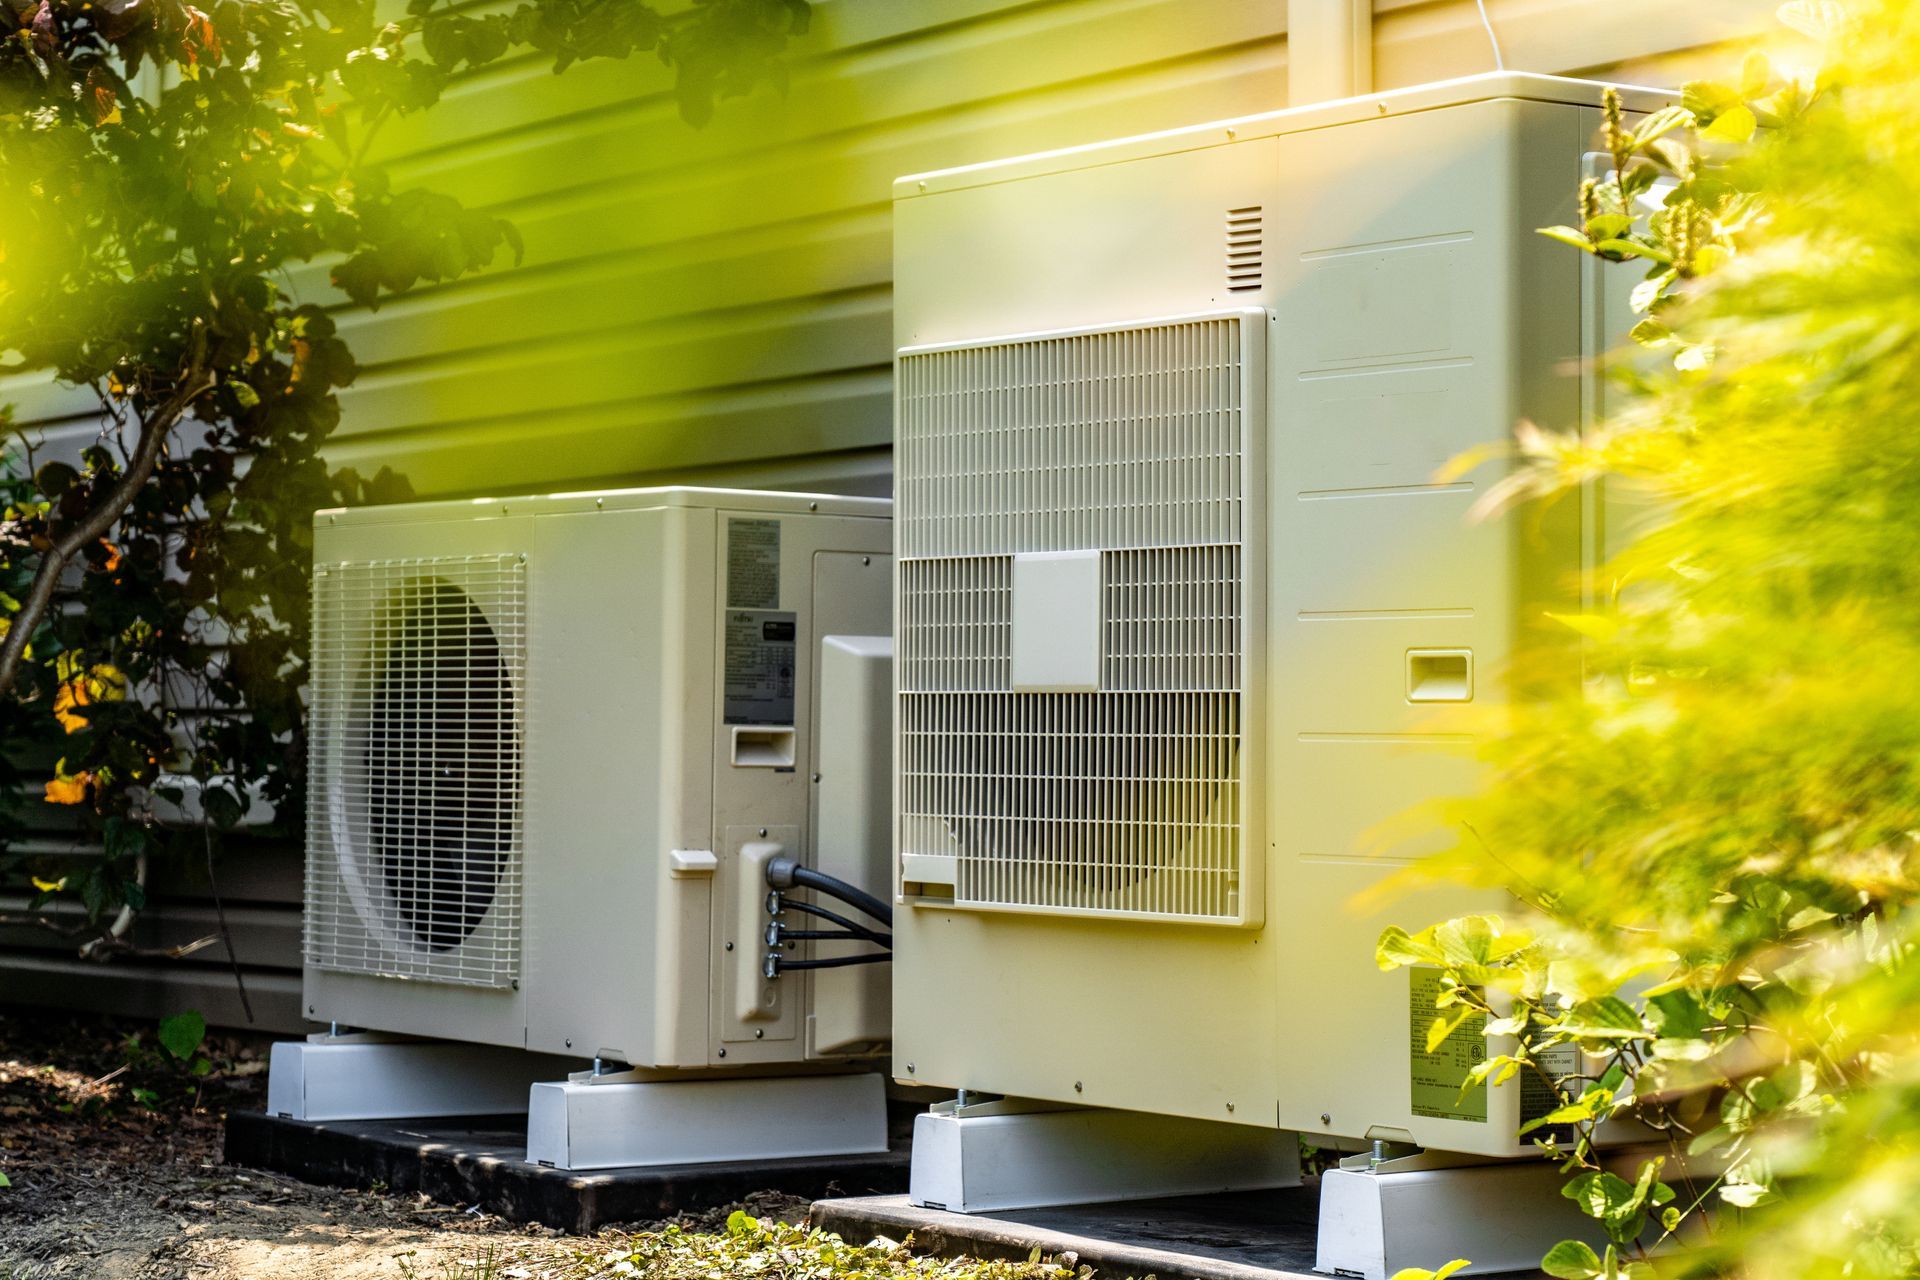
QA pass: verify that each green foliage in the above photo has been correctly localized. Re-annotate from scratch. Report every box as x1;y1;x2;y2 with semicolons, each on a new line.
0;0;810;931
1379;1;1920;1276
156;1009;206;1062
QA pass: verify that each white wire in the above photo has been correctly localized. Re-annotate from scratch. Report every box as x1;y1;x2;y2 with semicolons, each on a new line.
1475;0;1507;70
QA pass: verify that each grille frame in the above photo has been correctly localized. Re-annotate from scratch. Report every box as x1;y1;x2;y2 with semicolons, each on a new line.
895;310;1267;927
305;553;530;987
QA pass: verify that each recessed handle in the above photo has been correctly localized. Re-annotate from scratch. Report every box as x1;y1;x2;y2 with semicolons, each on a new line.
1407;649;1472;702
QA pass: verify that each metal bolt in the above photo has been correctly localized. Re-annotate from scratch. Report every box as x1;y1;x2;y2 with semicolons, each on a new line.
718;1048;727;1059
1226;127;1237;138
1226;1102;1236;1113
329;1022;339;1038
1370;1140;1387;1169
595;498;604;509
1074;1081;1083;1093
917;181;927;192
809;501;819;511
758;827;768;838
755;1029;765;1040
811;772;821;784
1321;1112;1332;1126
725;941;735;952
593;1057;605;1076
766;891;782;914
957;1089;971;1109
906;1063;916;1074
565;1038;573;1048
308;1005;315;1015
861;556;871;566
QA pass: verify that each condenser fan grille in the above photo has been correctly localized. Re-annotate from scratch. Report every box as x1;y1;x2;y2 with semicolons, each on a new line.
897;316;1254;924
305;554;527;987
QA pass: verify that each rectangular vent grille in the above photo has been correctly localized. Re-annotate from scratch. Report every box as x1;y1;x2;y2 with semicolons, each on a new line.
305;554;528;988
1227;206;1263;293
897;319;1245;560
897;315;1253;924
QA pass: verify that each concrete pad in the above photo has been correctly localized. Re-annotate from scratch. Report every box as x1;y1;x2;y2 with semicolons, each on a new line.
812;1190;1326;1280
225;1111;908;1234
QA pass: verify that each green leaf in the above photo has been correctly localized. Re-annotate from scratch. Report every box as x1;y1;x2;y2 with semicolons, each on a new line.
158;1011;207;1062
1542;1240;1602;1280
1585;213;1633;241
1560;997;1647;1040
0;1171;10;1188
1391;1263;1472;1280
1701;104;1756;144
1538;225;1597;252
1628;104;1693;149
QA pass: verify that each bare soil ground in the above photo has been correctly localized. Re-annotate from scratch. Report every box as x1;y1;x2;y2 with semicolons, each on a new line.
0;1008;807;1280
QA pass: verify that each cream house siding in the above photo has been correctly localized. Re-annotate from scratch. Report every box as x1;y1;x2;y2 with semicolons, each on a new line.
1;0;1776;1030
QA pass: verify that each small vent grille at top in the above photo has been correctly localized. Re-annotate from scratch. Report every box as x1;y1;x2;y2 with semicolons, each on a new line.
306;554;528;989
1226;206;1263;293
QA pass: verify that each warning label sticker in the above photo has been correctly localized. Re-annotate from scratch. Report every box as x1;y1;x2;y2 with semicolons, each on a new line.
726;519;781;610
724;610;796;726
1410;966;1488;1122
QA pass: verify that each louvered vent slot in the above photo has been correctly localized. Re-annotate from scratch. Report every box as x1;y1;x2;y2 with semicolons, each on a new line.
306;554;528;988
1227;206;1263;293
897;315;1252;924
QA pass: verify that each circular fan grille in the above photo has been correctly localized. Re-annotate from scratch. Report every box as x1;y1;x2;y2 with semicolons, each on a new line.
362;577;512;953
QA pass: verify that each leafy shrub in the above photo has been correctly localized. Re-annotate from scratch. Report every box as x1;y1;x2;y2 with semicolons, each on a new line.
1378;2;1920;1276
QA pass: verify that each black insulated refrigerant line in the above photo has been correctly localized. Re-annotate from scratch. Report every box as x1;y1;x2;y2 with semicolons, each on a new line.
762;855;893;975
764;855;892;928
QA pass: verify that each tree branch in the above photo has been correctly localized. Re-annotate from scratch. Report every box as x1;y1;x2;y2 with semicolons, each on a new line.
0;330;215;698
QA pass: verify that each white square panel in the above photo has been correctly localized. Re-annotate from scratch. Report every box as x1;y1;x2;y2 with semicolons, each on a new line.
1011;550;1103;692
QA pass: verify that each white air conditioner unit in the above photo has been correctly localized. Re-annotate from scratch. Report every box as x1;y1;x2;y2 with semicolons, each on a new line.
889;71;1663;1180
277;486;897;1167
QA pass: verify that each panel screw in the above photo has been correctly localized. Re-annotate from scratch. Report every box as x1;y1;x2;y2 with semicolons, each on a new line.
595;498;604;509
718;1049;727;1058
1321;1112;1332;1125
565;1038;573;1048
861;556;871;566
811;772;821;783
809;501;819;511
307;1005;315;1015
1226;127;1236;138
725;941;735;952
1226;1102;1236;1113
759;828;768;838
906;1063;915;1074
1074;1081;1083;1093
755;1029;765;1039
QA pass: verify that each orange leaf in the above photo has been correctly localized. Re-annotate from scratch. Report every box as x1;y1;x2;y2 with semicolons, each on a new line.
52;681;90;734
44;771;93;805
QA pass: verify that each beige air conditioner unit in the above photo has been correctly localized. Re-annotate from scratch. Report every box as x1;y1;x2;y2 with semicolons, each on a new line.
277;486;898;1168
888;72;1661;1173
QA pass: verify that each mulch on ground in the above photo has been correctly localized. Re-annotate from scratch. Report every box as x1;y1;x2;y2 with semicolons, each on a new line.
0;1007;807;1280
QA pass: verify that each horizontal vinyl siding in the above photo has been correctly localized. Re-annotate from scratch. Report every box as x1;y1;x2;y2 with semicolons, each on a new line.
2;0;1774;1030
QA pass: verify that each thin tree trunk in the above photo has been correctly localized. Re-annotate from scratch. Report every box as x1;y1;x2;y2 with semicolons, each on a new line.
0;355;214;699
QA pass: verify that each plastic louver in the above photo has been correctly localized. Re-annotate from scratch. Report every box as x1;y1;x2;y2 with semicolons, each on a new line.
896;314;1255;924
305;554;527;987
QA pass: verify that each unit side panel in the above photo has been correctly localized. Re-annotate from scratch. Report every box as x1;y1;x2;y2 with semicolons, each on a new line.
1263;99;1589;1156
706;510;893;1066
304;514;535;1047
522;506;713;1064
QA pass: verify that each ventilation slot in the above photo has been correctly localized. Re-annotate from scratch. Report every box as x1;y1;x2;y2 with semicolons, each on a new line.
896;314;1254;925
1226;206;1263;293
305;554;528;988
